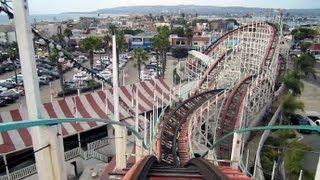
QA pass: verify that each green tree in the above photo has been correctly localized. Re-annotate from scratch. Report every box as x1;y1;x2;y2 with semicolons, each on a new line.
80;36;103;68
8;42;19;84
63;28;73;40
109;24;118;35
116;30;125;53
284;141;311;179
293;53;316;78
159;15;165;22
172;27;185;37
282;71;304;96
103;34;112;51
133;48;148;80
291;28;318;41
300;42;311;52
152;26;171;77
185;26;193;47
49;48;65;94
281;93;304;114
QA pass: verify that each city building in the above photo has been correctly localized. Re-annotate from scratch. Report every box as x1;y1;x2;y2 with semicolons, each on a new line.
0;25;16;44
129;33;155;50
308;43;320;60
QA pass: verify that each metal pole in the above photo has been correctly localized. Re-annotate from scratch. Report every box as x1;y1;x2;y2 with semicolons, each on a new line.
77;133;81;149
13;1;66;179
112;35;126;169
49;82;53;102
298;170;303;180
271;161;276;180
161;92;164;109
156;97;159;125
245;149;250;173
169;88;172;106
3;154;10;180
135;89;142;161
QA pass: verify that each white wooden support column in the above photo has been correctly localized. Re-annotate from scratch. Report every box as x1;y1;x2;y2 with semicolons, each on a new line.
112;35;126;169
149;114;152;155
143;112;147;151
315;155;320;180
230;132;242;169
135;89;142;162
13;1;66;180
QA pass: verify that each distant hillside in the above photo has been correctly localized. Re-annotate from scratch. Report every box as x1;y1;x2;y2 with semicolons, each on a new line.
79;5;320;17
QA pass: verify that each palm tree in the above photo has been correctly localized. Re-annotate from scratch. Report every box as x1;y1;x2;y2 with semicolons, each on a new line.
282;71;304;96
278;93;304;125
63;28;73;50
49;48;65;93
281;93;304;113
152;26;171;77
293;53;316;78
8;42;19;84
80;36;103;68
185;26;193;48
133;48;148;80
103;34;112;52
109;24;118;35
63;28;72;40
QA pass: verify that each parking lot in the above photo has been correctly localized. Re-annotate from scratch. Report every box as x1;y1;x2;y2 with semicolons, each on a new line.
0;52;180;113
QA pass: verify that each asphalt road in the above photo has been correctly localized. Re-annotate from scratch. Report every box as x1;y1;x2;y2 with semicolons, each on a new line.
300;133;320;173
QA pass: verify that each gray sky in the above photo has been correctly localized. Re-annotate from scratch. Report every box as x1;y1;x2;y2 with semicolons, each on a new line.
28;0;320;14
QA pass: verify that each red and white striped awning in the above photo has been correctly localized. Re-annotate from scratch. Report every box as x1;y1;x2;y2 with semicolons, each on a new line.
0;79;174;154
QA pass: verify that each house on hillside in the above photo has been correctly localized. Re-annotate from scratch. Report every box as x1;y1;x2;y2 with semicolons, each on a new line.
308;43;320;60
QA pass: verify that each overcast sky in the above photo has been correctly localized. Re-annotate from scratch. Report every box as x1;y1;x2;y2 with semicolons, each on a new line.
27;0;320;14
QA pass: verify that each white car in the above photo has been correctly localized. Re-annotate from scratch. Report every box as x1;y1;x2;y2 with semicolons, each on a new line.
0;86;8;93
306;111;320;127
73;72;91;82
7;88;24;96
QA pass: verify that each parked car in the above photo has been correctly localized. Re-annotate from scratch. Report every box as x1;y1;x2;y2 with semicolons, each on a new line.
37;63;53;70
287;113;313;134
8;88;24;96
73;72;91;82
38;69;59;79
0;86;8;93
40;74;55;81
0;66;6;74
3;64;15;71
64;80;77;89
0;90;19;100
0;97;6;107
38;76;49;85
0;81;15;89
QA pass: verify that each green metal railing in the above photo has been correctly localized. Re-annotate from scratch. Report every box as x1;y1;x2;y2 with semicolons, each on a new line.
202;125;320;157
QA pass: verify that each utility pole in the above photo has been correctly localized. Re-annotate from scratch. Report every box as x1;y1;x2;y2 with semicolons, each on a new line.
112;35;126;169
13;1;66;179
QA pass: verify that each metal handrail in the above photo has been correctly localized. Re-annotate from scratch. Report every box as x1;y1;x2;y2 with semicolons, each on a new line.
202;125;320;157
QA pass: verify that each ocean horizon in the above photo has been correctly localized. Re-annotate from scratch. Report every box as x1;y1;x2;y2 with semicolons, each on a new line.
0;13;128;25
